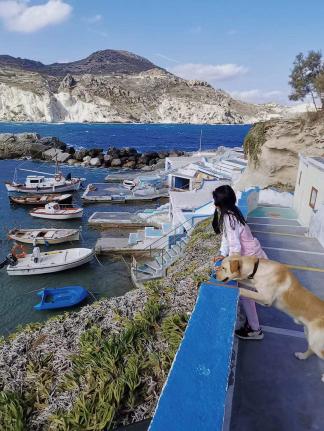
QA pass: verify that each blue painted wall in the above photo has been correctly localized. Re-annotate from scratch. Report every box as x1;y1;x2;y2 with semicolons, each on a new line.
149;282;238;431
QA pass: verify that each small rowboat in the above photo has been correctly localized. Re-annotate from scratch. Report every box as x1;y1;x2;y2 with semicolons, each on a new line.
7;248;94;276
30;202;83;220
8;228;80;245
34;286;89;310
9;193;73;206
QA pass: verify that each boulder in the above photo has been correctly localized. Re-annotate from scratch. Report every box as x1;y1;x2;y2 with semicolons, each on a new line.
123;160;136;169
111;158;122;167
104;154;113;162
141;165;154;171
83;155;92;163
74;149;88;161
42;148;71;163
89;148;103;158
90;157;102;167
67;159;77;165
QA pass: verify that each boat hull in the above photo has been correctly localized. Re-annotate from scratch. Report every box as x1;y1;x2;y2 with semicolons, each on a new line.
8;229;80;244
5;181;81;194
7;249;94;276
29;209;83;220
9;194;73;206
34;286;89;310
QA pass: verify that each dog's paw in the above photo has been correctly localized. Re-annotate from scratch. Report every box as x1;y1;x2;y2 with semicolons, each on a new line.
295;351;306;360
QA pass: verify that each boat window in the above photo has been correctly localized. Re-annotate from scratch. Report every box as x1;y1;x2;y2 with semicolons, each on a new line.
30;179;40;184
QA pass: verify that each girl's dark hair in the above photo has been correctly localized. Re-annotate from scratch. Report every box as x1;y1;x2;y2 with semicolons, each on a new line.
212;185;246;234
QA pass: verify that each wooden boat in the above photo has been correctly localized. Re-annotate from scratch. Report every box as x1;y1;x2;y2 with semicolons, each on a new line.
7;248;94;276
8;228;80;245
34;286;89;310
30;203;83;220
9;193;73;206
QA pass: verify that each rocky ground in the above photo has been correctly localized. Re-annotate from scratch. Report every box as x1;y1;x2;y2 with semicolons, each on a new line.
235;111;324;191
0;50;302;124
0;132;187;170
0;219;220;431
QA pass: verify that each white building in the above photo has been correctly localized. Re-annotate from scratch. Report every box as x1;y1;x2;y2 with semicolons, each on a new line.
293;155;324;226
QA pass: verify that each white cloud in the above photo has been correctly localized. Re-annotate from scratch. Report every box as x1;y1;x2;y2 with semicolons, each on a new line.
0;0;72;33
155;53;179;64
170;63;248;82
230;89;284;104
84;13;102;24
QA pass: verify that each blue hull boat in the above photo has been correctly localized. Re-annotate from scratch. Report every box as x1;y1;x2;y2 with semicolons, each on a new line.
34;286;89;310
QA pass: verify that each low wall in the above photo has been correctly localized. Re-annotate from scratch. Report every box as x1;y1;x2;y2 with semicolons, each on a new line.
149;279;238;431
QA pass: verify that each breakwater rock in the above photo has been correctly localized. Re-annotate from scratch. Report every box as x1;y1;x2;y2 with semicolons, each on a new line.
0;133;187;169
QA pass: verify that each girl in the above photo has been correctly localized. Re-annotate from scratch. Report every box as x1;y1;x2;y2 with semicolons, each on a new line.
212;184;266;340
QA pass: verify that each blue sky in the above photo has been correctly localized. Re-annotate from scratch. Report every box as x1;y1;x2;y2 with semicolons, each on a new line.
0;0;323;104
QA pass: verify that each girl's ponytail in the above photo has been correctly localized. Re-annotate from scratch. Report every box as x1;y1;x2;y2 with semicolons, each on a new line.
212;208;221;234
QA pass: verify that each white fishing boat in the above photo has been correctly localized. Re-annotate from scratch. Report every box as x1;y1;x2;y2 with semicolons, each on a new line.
5;166;84;194
30;202;83;220
7;248;94;276
8;228;80;245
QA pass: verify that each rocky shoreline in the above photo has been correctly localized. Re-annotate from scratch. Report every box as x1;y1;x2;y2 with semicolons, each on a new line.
0;132;187;170
0;219;219;430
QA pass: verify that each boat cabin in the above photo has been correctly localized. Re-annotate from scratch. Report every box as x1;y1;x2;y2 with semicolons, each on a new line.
25;176;45;187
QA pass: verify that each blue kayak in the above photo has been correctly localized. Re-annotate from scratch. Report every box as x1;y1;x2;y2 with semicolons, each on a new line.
34;286;89;310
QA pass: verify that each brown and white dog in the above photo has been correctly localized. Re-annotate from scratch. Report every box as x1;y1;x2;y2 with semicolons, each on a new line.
215;255;324;382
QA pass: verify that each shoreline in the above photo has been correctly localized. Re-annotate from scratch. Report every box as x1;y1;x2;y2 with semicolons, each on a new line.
0;219;220;430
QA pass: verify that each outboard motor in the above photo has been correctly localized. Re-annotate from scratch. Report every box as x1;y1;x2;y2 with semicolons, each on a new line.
6;253;18;267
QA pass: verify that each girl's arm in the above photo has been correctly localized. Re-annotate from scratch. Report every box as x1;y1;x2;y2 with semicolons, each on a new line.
225;215;242;256
219;230;229;257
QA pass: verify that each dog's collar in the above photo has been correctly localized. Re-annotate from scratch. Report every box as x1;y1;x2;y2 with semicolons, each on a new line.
248;259;259;279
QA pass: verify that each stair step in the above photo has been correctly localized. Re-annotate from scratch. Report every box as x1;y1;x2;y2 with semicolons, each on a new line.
135;265;155;276
171;244;180;254
144;260;161;272
167;248;177;257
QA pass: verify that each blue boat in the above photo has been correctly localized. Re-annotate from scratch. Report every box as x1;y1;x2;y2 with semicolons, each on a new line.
34;286;89;311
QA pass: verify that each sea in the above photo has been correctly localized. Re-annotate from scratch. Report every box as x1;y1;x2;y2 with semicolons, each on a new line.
0;123;251;335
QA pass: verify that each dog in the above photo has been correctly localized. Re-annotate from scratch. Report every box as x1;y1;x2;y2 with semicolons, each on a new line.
215;255;324;382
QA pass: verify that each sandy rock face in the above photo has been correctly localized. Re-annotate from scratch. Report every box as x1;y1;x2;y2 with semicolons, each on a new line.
236;114;324;190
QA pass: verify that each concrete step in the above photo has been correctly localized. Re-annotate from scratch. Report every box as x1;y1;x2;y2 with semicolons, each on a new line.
135;264;156;276
144;260;162;272
171;244;181;254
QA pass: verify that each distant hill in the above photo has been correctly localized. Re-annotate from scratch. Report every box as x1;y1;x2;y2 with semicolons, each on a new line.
0;50;160;76
0;49;303;124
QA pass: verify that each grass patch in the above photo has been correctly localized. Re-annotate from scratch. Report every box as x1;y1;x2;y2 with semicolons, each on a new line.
243;122;267;167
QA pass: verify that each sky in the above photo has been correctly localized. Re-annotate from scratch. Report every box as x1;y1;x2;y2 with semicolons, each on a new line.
0;0;323;105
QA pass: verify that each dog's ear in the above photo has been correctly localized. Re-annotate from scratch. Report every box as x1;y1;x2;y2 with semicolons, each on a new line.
230;259;240;274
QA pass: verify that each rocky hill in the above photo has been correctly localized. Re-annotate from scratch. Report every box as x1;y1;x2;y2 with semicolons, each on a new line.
0;49;300;124
0;50;160;76
236;111;324;190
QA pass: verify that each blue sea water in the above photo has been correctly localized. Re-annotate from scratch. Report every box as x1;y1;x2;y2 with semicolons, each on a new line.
0;123;251;335
0;122;251;152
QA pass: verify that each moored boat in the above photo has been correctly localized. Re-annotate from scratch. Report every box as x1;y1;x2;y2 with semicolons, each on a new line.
7;248;94;276
30;202;83;220
8;228;80;245
34;286;89;310
5;167;84;194
9;193;73;206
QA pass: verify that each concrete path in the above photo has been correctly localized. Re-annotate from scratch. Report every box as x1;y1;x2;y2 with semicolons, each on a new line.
229;205;324;431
